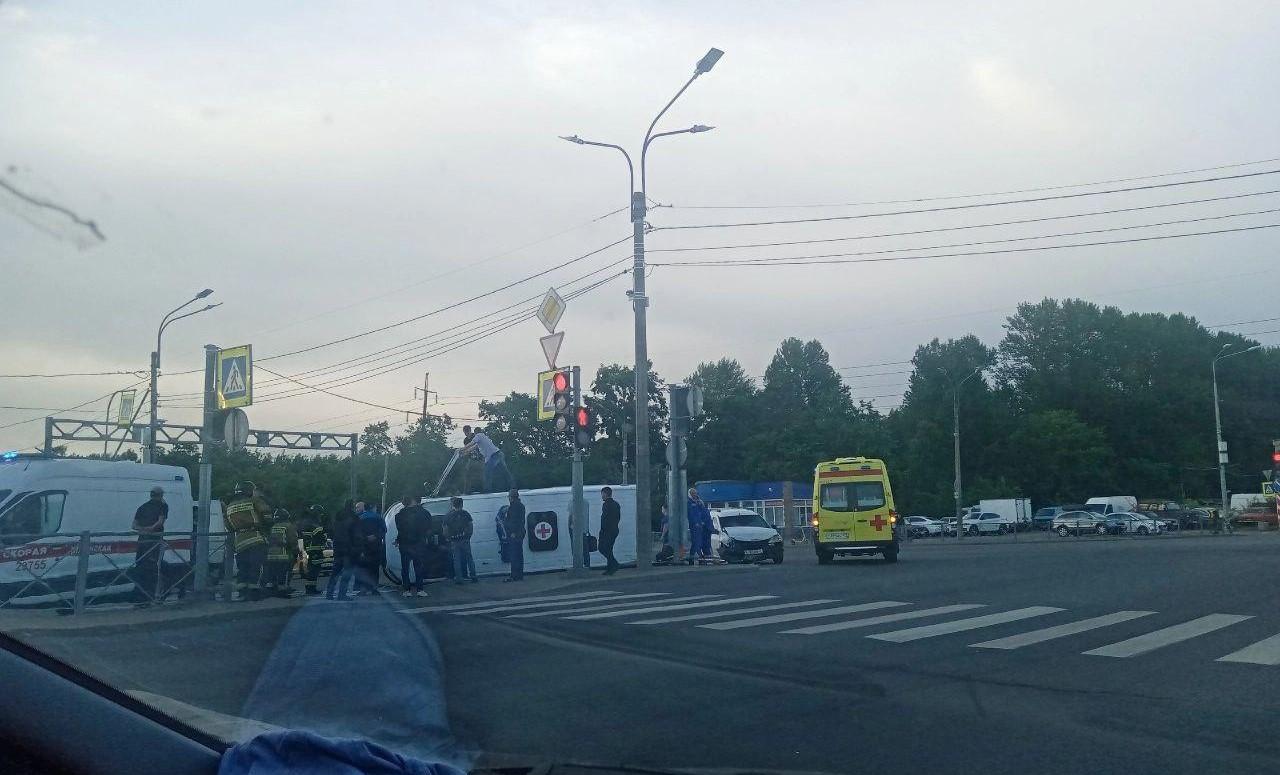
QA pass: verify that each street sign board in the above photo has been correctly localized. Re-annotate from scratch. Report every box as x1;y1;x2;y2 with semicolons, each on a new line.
537;368;569;421
223;408;250;451
216;345;253;410
537;287;566;333
540;331;564;370
116;390;136;427
666;437;687;468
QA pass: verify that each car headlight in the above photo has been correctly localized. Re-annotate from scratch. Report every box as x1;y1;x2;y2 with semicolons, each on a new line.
722;536;736;547
769;534;782;544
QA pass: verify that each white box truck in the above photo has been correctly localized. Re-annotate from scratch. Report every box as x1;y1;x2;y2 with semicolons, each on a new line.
1085;496;1138;515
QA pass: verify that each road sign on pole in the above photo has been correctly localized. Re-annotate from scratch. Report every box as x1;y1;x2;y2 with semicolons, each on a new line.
536;368;569;421
537;287;566;333
223;408;250;451
215;345;252;409
540;331;564;370
115;390;136;428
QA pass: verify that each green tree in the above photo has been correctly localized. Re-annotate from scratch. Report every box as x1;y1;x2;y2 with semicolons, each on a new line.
685;358;758;482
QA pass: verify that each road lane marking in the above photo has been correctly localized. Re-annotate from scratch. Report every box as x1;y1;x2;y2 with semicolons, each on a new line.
504;595;724;619
1217;632;1280;665
699;601;910;631
969;611;1157;650
626;599;841;625
564;595;777;621
1084;614;1254;658
868;607;1064;642
399;590;619;614
780;605;986;635
452;592;671;616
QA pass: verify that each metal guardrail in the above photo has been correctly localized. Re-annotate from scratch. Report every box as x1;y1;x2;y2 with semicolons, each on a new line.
0;530;229;614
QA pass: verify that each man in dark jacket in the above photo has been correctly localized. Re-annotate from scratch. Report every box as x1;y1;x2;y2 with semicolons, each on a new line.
132;486;168;605
599;487;621;575
325;501;357;600
502;489;526;582
354;501;386;595
395;495;431;597
444;497;477;584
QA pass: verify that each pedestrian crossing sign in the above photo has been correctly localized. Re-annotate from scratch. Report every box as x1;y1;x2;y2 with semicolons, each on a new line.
536;369;565;421
216;345;253;409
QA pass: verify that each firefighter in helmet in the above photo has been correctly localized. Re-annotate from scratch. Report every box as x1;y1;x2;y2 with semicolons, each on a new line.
296;504;329;596
264;507;299;598
223;481;271;601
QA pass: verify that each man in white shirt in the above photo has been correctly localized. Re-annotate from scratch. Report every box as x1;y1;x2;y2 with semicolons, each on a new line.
461;425;516;493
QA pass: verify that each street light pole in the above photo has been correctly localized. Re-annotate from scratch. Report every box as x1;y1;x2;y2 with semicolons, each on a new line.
148;289;218;463
560;47;723;570
950;368;982;539
1212;343;1262;530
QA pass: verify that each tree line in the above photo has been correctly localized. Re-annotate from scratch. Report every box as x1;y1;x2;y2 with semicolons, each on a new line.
124;297;1276;520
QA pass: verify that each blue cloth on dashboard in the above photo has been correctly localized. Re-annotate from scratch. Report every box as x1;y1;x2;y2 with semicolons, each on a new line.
218;729;465;775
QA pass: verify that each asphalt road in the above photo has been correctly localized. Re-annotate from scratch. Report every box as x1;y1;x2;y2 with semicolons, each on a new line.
12;533;1280;774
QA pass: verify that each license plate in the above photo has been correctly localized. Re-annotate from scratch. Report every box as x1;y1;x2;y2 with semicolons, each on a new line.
824;531;849;540
744;549;764;556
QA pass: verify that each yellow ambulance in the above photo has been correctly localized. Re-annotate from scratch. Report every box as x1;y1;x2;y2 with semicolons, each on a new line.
812;457;900;564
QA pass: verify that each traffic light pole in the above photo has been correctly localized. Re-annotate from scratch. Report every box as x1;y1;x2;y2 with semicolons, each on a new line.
570;366;586;578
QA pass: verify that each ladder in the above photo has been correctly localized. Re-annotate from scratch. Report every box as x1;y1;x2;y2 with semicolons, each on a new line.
429;449;463;498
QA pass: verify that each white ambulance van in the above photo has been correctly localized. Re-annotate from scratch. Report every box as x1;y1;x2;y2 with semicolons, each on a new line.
0;455;195;605
382;484;637;581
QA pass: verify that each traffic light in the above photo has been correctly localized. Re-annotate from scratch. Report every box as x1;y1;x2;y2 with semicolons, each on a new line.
574;405;595;451
551;370;572;434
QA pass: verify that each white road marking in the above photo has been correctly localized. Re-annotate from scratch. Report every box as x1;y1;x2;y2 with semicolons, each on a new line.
780;605;986;635
504;595;724;619
626;599;841;625
565;595;777;621
399;590;618;614
1084;614;1254;658
452;592;670;616
700;601;911;631
1217;632;1280;665
868;607;1064;642
969;611;1157;650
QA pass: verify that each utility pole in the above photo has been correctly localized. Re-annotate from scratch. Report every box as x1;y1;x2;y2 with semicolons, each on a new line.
380;454;390;514
950;368;982;539
570;366;586;577
422;373;430;419
1212;344;1261;532
560;47;725;573
195;344;216;594
149;289;218;463
621;420;632;486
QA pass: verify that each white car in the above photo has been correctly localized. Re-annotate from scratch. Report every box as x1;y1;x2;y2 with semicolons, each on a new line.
710;508;784;564
903;516;942;537
963;512;1015;535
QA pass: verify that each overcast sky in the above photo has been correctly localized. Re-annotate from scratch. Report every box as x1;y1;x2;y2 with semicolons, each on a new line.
3;0;1279;452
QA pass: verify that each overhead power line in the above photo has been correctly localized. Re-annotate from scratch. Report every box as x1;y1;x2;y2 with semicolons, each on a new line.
661;155;1280;210
655;169;1280;231
1209;315;1280;328
837;360;913;370
658;208;1279;267
647;189;1280;254
0;377;148;432
651;222;1280;268
0;369;148;379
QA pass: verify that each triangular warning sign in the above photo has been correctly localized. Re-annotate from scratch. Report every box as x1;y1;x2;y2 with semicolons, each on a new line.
224;361;246;394
540;331;564;370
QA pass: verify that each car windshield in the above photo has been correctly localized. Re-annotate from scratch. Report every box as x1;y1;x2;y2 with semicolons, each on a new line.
718;513;770;529
4;6;1278;774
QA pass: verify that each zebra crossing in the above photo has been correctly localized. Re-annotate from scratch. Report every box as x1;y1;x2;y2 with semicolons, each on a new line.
403;589;1279;666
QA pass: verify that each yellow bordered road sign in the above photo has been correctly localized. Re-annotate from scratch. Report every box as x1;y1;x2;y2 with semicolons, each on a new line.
216;345;253;409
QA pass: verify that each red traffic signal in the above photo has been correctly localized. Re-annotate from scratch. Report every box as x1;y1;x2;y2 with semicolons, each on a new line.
1273;451;1280;463
576;406;591;428
553;371;569;392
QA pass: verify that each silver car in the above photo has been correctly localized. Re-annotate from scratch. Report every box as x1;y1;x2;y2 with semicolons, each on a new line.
1052;510;1107;536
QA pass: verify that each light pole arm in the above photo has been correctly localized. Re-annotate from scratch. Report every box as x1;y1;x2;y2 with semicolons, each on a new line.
641;73;699;195
560;136;634;198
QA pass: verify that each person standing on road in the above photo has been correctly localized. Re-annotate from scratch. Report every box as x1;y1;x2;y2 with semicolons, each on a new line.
354;501;386;595
131;486;168;605
687;488;712;564
503;489;526;582
461;425;515;493
445;497;478;584
599;487;621;575
395;495;431;597
326;500;358;600
264;508;299;598
296;505;328;596
224;482;271;602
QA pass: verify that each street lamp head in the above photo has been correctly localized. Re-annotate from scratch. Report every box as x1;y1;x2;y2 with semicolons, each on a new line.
195;288;213;299
689;124;715;133
694;47;724;75
1244;344;1263;353
1218;342;1234;353
559;134;586;145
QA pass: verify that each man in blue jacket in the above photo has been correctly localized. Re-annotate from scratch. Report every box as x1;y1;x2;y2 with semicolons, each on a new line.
354;501;386;595
687;487;712;564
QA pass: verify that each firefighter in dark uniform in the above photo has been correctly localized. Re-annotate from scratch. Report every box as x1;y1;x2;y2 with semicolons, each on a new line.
264;508;299;598
297;505;328;596
223;481;271;602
